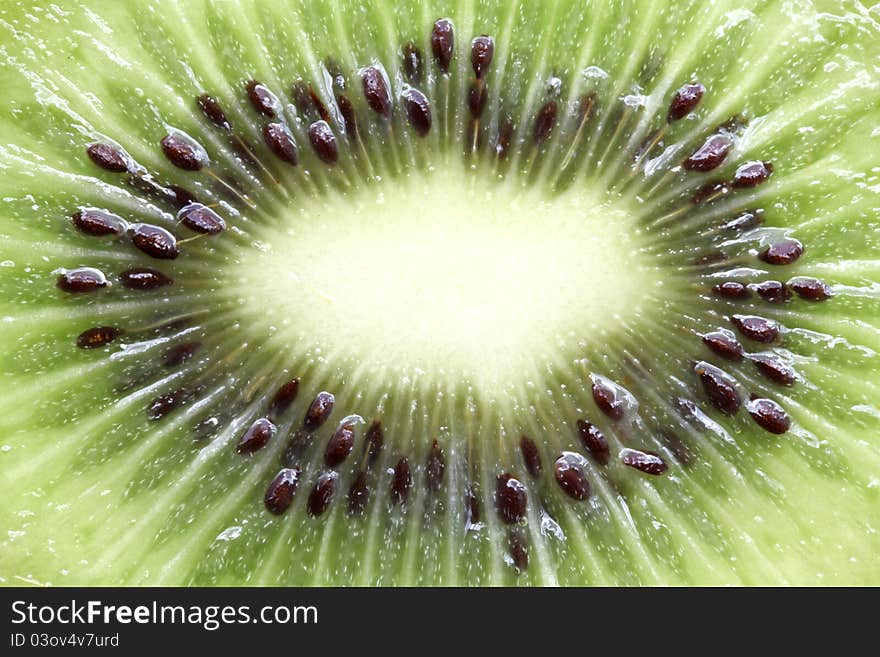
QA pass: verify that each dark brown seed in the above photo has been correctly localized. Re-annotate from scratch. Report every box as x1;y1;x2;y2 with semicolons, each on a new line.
750;280;791;304
496;473;527;524
147;389;184;421
246;80;277;117
402;42;423;84
304;391;334;431
57;267;109;293
465;484;481;527
425;440;445;491
130;224;179;260
361;66;392;118
576;420;610;465
402;88;432;137
365;420;383;465
789;277;833;301
533;101;557;144
71;208;125;236
167;184;199;209
470;35;494;80
336;94;358;139
76;326;120;349
695;361;741;415
519;435;542;477
722;209;764;232
620;448;668;475
348;470;369;515
263;122;298;166
307;120;339;164
324;422;355;467
691;180;731;204
731;314;779;343
391;457;412;504
592;380;624;421
163;341;200;367
468;80;488;117
746;398;791;434
308;471;338;516
667;82;705;122
160;133;205;171
264;467;300;515
86;142;129;172
712;281;751;299
508;531;529;573
732;160;773;188
236;417;276;454
578;93;597;124
268;378;299;418
701;331;744;361
554;455;590;501
196;94;230;129
759;238;803;266
683;135;732;172
661;429;693;465
495;118;514;159
309;88;331;123
177;203;226;235
750;354;796;385
290;80;313;116
119;267;172;290
431;18;454;74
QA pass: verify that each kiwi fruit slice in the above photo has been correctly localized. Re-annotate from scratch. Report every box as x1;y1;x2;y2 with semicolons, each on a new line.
1;0;878;586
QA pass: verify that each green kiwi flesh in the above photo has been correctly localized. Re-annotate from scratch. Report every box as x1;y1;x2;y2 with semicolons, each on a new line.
0;0;879;586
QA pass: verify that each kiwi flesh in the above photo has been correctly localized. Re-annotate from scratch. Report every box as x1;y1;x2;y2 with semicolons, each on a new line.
0;0;879;586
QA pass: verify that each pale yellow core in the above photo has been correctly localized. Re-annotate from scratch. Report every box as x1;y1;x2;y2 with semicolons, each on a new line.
233;166;655;386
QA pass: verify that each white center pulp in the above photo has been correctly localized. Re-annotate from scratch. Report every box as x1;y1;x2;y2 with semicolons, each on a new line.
233;166;656;386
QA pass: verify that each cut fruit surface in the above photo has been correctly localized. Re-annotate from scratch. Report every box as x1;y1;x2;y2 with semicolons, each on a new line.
0;0;879;586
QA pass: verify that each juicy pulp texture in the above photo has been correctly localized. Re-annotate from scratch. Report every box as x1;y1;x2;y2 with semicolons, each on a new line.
0;0;878;586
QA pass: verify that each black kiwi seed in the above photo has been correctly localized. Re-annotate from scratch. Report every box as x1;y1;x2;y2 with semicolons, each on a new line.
264;467;300;515
308;120;339;164
76;326;121;349
692;180;731;204
470;35;494;80
465;485;481;527
365;420;383;465
620;448;669;475
731;314;779;343
335;94;358;139
553;455;590;501
160;133;206;171
147;389;185;421
290;80;313;116
391;457;412;504
324;421;355;467
304;391;334;430
746;397;791;434
177;203;226;235
236;417;276;454
508;530;529;573
592;380;624;420
119;267;172;291
431;18;454;74
496;473;527;524
246;79;277;117
750;354;796;385
167;184;199;209
494;117;514;159
682;135;732;172
57;267;110;293
268;378;299;419
263;123;299;166
701;330;745;361
712;281;751;300
467;81;488;118
577;419;610;465
401;42;423;84
71;208;125;236
361;66;392;118
732;160;773;188
519;435;542;477
196;94;231;129
789;277;833;301
308;471;338;517
759;238;803;266
425;440;445;491
401;88;432;137
667;82;705;122
533;101;558;144
347;470;369;515
750;280;791;304
162;341;201;367
695;361;741;415
129;223;180;260
86;142;129;172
